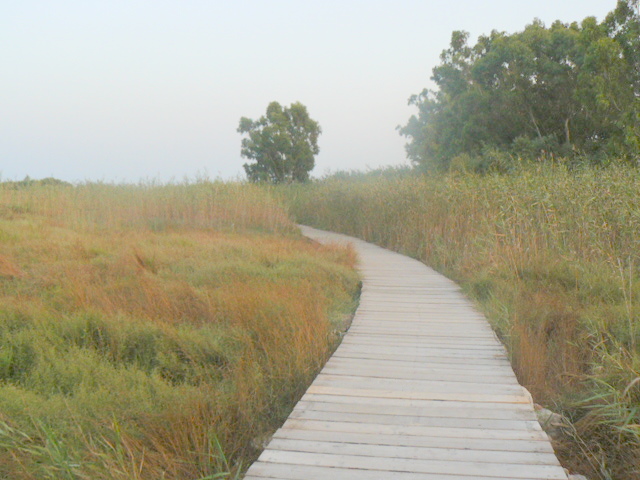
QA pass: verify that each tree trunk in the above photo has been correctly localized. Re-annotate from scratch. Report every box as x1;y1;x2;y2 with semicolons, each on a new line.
564;117;572;147
529;108;543;140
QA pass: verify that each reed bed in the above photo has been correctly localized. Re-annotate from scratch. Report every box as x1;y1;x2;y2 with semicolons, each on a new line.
0;180;360;479
284;164;640;479
0;180;293;234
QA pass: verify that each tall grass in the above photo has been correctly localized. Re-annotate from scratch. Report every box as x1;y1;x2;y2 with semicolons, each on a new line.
284;164;640;480
0;180;293;234
0;180;360;479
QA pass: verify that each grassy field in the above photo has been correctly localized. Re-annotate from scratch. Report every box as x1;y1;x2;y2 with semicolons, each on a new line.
0;180;360;479
284;164;640;480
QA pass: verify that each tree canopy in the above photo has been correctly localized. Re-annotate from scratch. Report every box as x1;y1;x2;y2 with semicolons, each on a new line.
238;101;321;183
399;0;640;171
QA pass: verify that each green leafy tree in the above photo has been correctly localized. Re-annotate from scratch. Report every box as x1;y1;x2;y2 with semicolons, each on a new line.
238;101;321;183
400;1;640;171
602;0;640;156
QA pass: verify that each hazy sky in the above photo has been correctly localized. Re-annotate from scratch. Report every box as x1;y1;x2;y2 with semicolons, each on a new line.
1;1;616;183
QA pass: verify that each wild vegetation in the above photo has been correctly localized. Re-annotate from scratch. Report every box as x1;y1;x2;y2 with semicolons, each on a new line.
0;180;360;479
284;163;640;479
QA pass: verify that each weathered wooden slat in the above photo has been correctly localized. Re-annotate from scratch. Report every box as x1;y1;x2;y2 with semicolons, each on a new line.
330;346;508;361
322;359;514;374
323;355;513;373
265;438;561;465
340;334;501;345
242;226;567;479
320;366;518;384
311;374;524;395
305;385;529;404
287;409;541;431
331;350;513;367
300;391;532;415
326;364;513;381
346;330;498;340
347;323;494;334
295;395;537;417
279;418;547;441
271;428;555;454
340;338;506;351
256;450;567;479
244;462;548;480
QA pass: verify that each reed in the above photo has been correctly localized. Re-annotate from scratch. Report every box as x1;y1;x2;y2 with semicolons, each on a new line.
283;163;640;479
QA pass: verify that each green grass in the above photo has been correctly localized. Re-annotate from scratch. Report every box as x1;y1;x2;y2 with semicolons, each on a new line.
282;163;640;480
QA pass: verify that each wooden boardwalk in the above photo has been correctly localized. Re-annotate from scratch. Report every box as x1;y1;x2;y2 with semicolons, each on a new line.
244;226;568;480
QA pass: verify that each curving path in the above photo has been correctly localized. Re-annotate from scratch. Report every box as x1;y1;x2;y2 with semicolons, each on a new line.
243;226;568;480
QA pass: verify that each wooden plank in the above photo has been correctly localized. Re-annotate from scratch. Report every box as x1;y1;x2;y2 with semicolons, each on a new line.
311;374;525;396
338;344;507;356
323;355;513;373
336;332;502;344
244;462;549;480
287;409;542;431
265;438;561;465
339;332;499;343
280;419;548;441
256;450;567;479
305;382;527;405
345;332;498;341
332;345;508;359
293;399;538;421
320;366;519;384
353;311;485;317
296;394;536;414
272;428;555;454
331;350;513;367
316;372;519;387
351;315;491;324
347;322;495;332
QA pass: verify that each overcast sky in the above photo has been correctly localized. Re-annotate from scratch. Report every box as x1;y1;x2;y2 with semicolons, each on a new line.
1;1;617;183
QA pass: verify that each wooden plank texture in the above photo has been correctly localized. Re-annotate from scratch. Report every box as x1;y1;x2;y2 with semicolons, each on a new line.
243;226;567;480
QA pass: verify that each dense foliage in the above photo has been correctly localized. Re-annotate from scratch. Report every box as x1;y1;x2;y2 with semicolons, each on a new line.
399;0;640;171
238;102;321;183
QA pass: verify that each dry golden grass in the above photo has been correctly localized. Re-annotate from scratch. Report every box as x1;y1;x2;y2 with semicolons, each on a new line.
0;180;360;479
